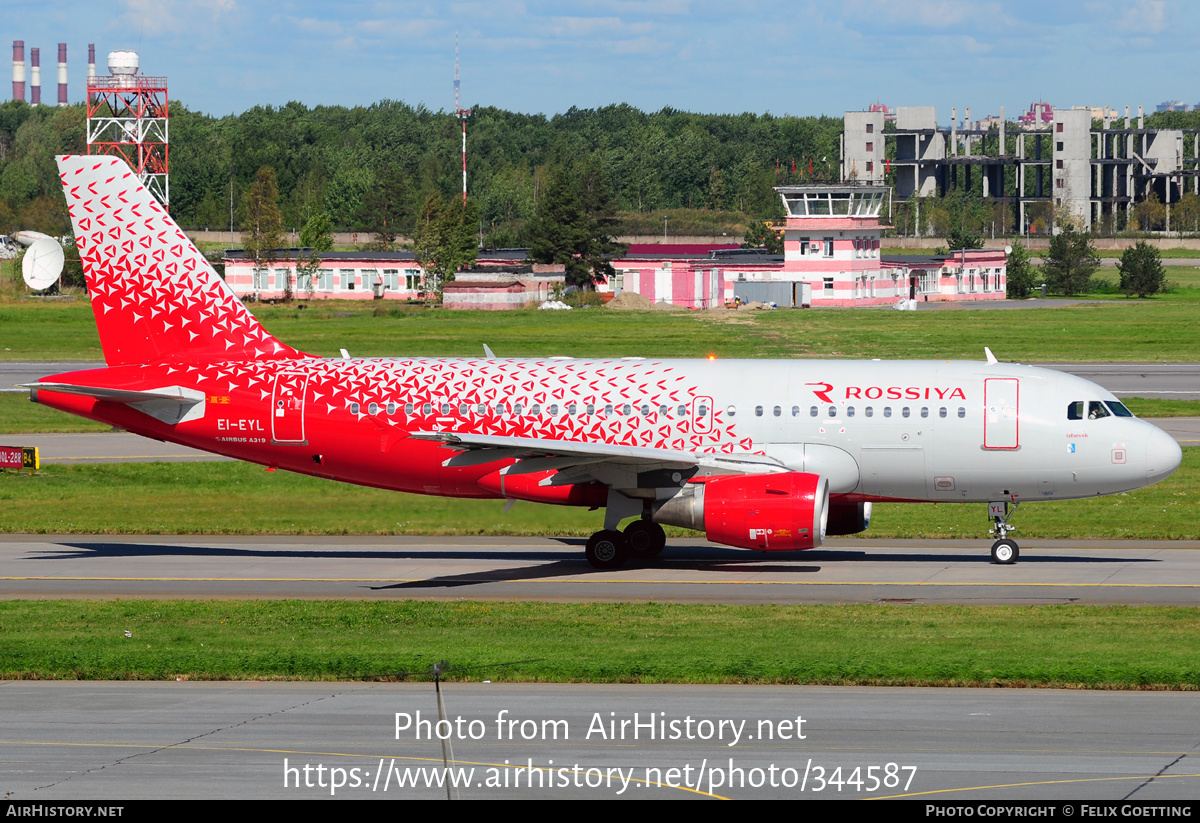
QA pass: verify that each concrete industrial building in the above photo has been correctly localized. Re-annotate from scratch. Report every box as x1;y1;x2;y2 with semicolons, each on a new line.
843;105;1200;232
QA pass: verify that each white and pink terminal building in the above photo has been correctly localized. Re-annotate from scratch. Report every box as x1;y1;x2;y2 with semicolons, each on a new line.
222;184;1007;308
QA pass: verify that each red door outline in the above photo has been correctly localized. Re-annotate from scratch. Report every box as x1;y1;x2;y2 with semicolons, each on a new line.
983;378;1019;450
271;372;308;444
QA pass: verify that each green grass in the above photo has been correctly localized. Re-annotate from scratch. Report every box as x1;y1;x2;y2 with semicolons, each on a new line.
2;600;1197;687
1;449;1195;538
1122;397;1200;417
0;392;112;433
5;296;1200;362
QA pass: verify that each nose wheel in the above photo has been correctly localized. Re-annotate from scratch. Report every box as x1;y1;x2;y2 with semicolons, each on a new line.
988;501;1020;564
991;538;1019;564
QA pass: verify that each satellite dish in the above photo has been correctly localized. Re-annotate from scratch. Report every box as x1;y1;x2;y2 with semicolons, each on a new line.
22;238;64;291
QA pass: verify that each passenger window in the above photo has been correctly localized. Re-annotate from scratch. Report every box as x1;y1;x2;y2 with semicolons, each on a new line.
567;403;577;415
727;405;737;417
678;405;687;417
621;404;631;416
514;403;523;415
1088;401;1110;420
604;404;613;415
755;406;763;417
440;402;450;415
586;404;594;415
368;402;378;415
902;407;910;418
773;406;781;417
1067;401;1084;420
865;406;873;417
939;407;947;418
810;406;818;417
660;405;668;416
847;406;855;417
422;402;432;415
477;403;486;415
828;406;837;417
459;403;469;416
495;402;506;415
698;404;708;417
351;402;361;415
549;404;559;416
884;407;892;418
792;405;800;417
530;403;541;415
641;404;650;416
387;402;396;415
957;407;966;418
405;402;414;415
920;407;929;418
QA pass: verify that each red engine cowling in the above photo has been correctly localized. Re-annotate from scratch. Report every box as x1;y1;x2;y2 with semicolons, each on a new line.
702;472;829;551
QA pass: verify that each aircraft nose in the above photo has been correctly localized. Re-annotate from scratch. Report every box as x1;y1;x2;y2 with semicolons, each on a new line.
1144;424;1182;484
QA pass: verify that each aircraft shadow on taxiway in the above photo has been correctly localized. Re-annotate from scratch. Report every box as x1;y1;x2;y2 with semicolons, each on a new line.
45;540;1156;572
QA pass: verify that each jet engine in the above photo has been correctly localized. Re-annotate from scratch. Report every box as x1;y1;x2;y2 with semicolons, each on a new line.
825;500;872;536
653;471;829;551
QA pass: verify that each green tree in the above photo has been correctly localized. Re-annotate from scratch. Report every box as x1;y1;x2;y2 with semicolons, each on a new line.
1042;226;1099;296
296;210;333;298
741;220;783;254
413;192;479;293
1117;241;1166;298
945;193;984;250
242;166;284;294
358;165;412;250
528;159;627;288
1005;242;1037;299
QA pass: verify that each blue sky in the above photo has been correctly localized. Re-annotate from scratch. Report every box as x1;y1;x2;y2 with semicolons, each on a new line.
11;0;1199;121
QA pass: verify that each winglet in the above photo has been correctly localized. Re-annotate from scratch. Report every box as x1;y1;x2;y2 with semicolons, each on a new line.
483;344;496;360
984;347;998;365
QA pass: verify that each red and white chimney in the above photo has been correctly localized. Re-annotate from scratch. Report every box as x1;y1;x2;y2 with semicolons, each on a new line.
87;43;95;82
57;43;67;106
12;40;25;102
29;47;40;105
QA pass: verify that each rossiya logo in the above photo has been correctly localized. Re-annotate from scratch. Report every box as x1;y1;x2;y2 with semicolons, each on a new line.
808;382;967;402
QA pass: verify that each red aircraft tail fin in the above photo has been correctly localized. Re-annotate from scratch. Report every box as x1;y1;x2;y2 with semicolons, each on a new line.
57;155;303;366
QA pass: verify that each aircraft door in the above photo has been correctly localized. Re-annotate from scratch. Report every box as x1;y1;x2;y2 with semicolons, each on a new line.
983;378;1019;450
271;372;309;444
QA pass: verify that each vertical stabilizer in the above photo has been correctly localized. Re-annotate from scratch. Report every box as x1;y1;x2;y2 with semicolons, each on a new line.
57;155;302;366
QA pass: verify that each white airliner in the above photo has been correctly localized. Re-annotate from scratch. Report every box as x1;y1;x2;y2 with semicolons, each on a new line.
26;156;1183;568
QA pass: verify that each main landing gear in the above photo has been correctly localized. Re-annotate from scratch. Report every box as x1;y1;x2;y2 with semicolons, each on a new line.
988;501;1020;564
584;520;666;570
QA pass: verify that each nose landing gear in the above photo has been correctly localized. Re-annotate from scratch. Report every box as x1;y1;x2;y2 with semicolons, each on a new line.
988;501;1020;564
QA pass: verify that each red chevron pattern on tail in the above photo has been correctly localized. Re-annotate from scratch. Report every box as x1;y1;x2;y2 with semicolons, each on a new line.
57;155;303;366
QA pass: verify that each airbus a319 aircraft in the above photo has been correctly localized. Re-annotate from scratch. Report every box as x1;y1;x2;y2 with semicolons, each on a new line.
26;156;1183;568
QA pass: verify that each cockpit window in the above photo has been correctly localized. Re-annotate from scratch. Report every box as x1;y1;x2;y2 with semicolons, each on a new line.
1087;401;1111;420
1105;401;1134;418
1067;401;1084;420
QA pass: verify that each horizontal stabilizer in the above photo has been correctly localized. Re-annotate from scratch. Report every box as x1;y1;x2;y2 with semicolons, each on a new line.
25;382;205;426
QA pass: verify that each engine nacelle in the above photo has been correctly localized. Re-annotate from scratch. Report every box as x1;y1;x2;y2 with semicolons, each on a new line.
654;472;829;551
825;500;872;536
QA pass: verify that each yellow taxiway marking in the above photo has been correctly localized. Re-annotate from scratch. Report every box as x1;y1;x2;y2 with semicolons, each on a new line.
877;771;1200;799
3;576;1200;589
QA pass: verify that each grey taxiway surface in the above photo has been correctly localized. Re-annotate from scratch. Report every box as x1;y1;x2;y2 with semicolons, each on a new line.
3;682;1198;800
5;534;1200;605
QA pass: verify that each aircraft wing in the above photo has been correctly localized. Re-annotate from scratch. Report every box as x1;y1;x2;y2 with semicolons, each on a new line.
410;430;786;486
23;383;206;426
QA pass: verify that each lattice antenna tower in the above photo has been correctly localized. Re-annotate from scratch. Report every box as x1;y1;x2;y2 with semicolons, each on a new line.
86;50;169;209
455;33;470;206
